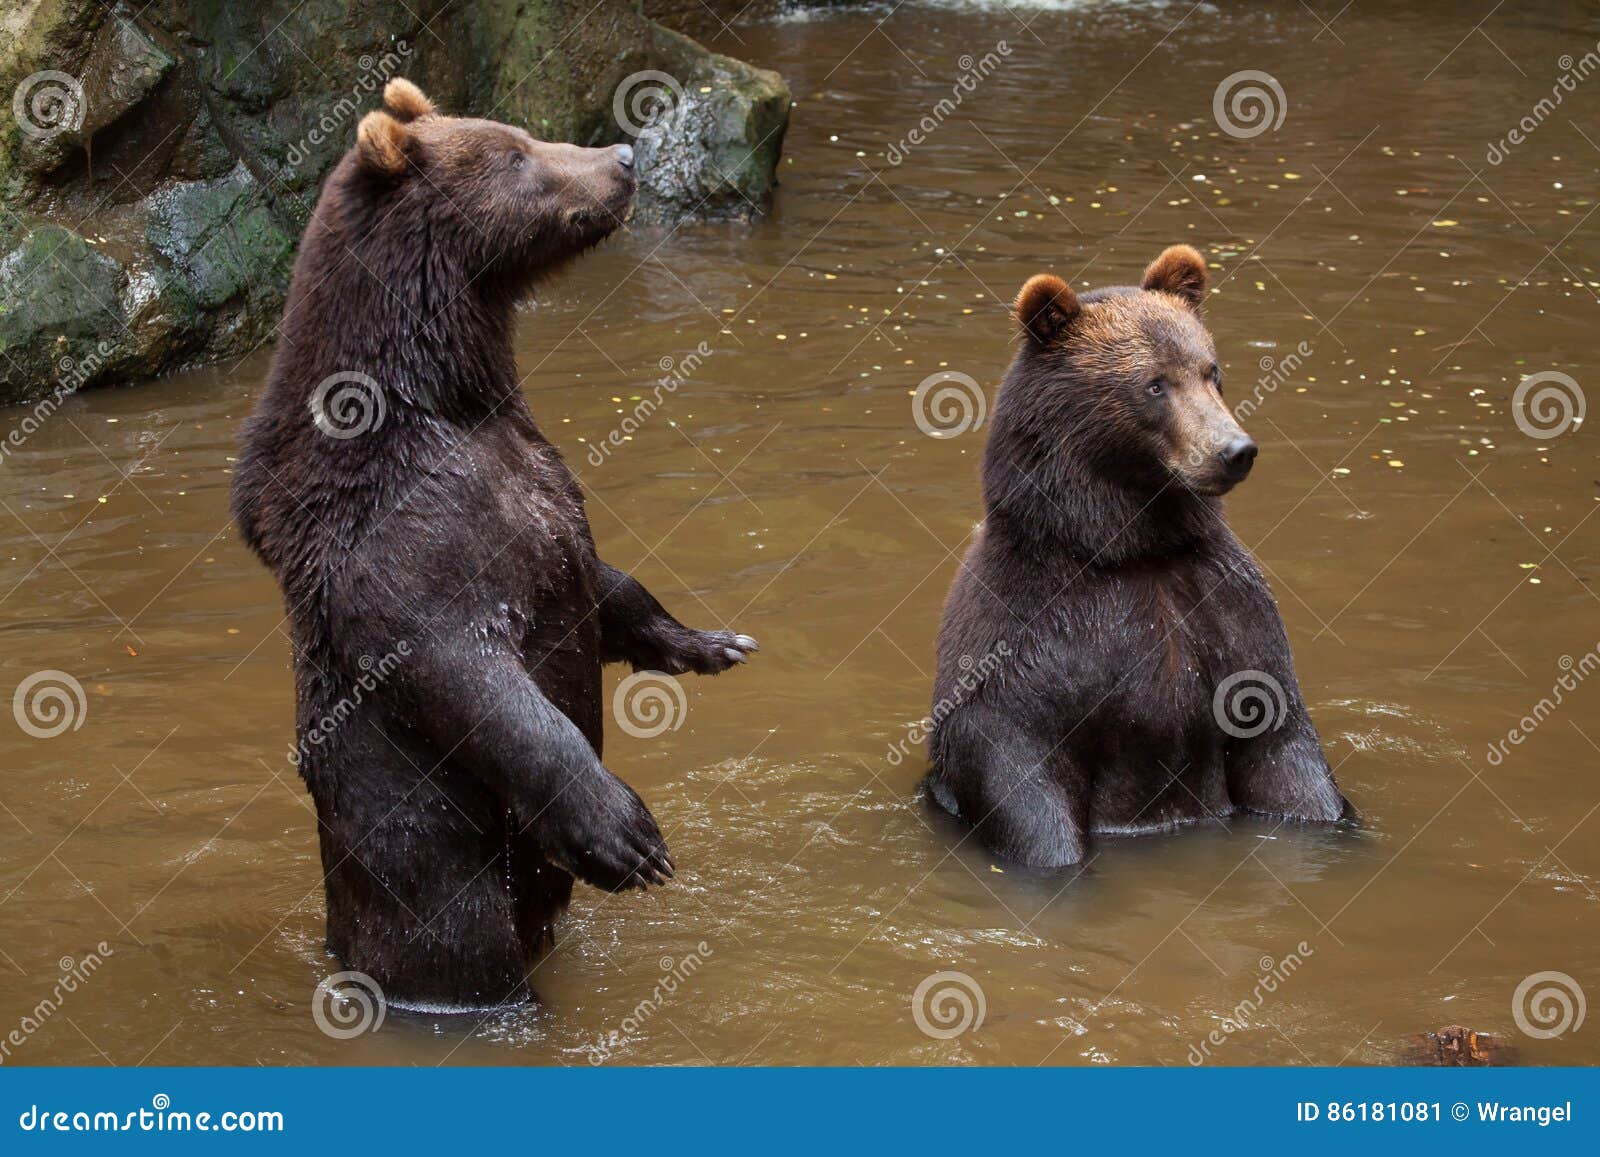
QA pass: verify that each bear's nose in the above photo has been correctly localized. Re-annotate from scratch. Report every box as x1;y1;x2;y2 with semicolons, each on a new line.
1218;437;1258;479
614;144;634;170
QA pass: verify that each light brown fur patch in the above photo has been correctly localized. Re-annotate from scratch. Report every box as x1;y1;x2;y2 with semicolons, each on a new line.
1140;244;1208;309
1014;273;1079;342
384;78;436;122
1069;293;1202;381
356;111;410;176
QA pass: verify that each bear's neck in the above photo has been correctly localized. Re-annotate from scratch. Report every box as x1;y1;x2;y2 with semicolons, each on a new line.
279;184;532;428
980;415;1225;569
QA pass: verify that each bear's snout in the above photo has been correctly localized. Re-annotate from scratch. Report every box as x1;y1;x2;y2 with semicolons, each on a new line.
1218;436;1258;484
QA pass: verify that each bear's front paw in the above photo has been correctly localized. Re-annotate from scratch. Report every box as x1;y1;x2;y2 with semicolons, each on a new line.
534;771;674;892
654;628;759;676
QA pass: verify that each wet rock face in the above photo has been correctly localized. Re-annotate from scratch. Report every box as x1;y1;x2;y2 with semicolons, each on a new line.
0;1;790;406
0;225;129;400
629;25;790;224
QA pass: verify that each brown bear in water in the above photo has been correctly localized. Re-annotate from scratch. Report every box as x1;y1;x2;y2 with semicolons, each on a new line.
925;245;1349;867
231;79;756;1009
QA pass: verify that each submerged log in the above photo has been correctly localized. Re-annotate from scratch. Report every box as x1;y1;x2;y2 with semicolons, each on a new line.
1405;1025;1515;1066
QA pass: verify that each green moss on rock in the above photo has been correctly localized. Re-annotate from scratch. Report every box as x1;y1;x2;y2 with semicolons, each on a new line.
0;224;129;404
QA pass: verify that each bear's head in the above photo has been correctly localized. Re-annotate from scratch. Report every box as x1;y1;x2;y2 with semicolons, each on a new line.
1006;245;1256;498
349;78;636;287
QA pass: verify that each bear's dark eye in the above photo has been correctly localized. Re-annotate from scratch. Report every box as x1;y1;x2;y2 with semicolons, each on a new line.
509;152;527;170
1208;364;1223;393
1146;379;1165;397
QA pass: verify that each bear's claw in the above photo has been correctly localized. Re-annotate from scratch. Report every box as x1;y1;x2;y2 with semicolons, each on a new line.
532;770;674;893
655;627;759;675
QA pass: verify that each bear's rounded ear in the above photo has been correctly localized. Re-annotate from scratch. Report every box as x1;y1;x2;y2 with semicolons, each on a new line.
356;110;411;178
1140;244;1208;310
1014;273;1080;344
383;78;435;123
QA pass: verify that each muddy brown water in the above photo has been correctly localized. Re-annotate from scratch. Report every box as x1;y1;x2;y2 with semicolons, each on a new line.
3;0;1599;1067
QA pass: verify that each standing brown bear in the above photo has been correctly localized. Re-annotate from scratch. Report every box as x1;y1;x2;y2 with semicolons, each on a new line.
232;80;756;1009
925;245;1349;867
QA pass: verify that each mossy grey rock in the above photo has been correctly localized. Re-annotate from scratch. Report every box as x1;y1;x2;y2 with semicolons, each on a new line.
0;1;790;406
632;24;790;223
145;163;296;315
0;224;130;397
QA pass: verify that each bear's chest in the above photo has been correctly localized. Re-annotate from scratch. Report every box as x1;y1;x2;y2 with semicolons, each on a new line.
1070;556;1259;730
473;427;589;567
1065;562;1254;831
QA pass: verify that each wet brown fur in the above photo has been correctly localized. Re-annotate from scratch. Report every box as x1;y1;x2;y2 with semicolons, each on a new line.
230;81;754;1009
925;245;1349;867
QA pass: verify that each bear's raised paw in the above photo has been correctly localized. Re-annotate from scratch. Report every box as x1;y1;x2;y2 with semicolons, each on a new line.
654;628;759;676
